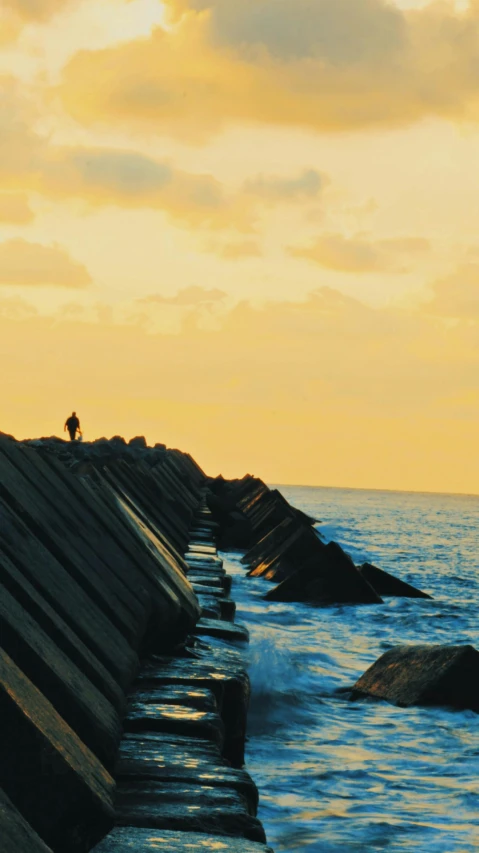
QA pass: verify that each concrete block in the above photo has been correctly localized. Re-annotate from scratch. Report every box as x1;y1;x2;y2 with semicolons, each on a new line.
352;644;479;711
0;648;115;853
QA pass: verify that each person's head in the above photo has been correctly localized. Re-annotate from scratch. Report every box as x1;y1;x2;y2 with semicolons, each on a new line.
72;411;76;416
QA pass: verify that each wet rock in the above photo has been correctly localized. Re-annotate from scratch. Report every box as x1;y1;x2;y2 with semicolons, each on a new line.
93;826;272;852
128;686;218;713
0;649;115;853
265;541;383;605
194;618;249;644
135;655;250;766
248;524;322;582
114;779;266;842
358;562;432;599
124;701;224;748
0;788;53;853
351;644;479;711
117;733;258;813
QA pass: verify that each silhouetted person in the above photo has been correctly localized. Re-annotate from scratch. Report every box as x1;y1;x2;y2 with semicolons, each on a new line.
64;411;81;441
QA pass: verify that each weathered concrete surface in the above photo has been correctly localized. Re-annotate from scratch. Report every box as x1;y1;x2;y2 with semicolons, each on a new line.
0;547;125;714
135;651;250;768
358;562;432;599
0;439;272;852
0;442;147;646
125;701;225;748
0;648;115;852
248;525;323;583
351;644;479;711
241;517;301;570
194;618;249;643
0;789;53;853
0;584;122;769
114;780;266;842
265;541;383;605
117;732;258;812
92;826;274;852
0;496;139;690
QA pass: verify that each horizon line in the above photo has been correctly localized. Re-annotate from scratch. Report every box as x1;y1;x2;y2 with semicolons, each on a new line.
269;482;479;500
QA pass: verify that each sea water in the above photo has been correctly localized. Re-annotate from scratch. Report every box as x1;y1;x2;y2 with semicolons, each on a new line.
222;486;479;853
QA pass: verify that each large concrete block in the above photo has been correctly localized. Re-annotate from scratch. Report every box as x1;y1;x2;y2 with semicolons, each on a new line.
265;541;383;605
92;826;274;853
0;549;125;713
0;497;139;690
358;562;432;599
0;584;122;769
0;649;115;852
351;644;479;711
37;452;200;649
0;789;53;853
0;441;149;646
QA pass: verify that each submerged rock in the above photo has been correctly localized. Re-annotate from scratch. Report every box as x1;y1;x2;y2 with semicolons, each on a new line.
351;644;479;711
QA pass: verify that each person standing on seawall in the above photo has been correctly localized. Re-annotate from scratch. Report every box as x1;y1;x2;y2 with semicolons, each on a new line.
64;411;81;441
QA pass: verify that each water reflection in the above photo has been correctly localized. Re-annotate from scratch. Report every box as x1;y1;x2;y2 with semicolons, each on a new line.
224;485;479;852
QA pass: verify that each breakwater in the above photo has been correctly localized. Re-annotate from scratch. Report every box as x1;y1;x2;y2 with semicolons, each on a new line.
0;434;277;853
2;436;477;853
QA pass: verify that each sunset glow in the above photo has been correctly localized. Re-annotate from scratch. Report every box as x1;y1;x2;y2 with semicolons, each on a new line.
2;0;479;493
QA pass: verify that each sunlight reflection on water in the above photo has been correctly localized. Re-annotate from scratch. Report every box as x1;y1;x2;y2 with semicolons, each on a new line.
224;486;479;852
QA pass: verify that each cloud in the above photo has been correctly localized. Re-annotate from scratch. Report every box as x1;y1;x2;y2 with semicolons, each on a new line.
211;240;262;259
4;0;73;21
0;0;79;44
59;1;479;138
176;0;406;64
139;286;227;305
0;193;34;224
424;264;479;318
42;146;254;228
0;239;92;288
289;233;430;273
244;169;325;202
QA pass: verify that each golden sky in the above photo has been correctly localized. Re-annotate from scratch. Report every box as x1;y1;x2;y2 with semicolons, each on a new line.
1;0;479;493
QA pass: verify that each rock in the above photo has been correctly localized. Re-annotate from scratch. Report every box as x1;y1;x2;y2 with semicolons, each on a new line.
358;562;432;599
0;548;125;714
114;780;266;842
0;584;122;769
0;649;115;853
129;436;148;448
135;654;250;766
117;732;258;812
0;498;139;691
193;618;249;644
248;524;322;582
0;788;53;853
124;701;224;747
351;644;479;711
93;826;272;852
265;541;383;605
109;435;126;444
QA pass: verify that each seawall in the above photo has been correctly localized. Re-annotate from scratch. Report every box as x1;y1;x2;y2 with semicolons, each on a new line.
0;434;276;853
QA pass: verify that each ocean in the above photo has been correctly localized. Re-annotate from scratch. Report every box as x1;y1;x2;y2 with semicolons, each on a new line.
222;485;479;852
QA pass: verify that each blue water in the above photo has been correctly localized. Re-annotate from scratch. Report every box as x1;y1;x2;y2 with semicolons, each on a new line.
222;486;479;853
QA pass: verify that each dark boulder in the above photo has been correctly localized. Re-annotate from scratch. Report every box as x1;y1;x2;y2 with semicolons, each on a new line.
265;541;383;605
129;436;148;448
351;644;479;711
358;562;432;599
